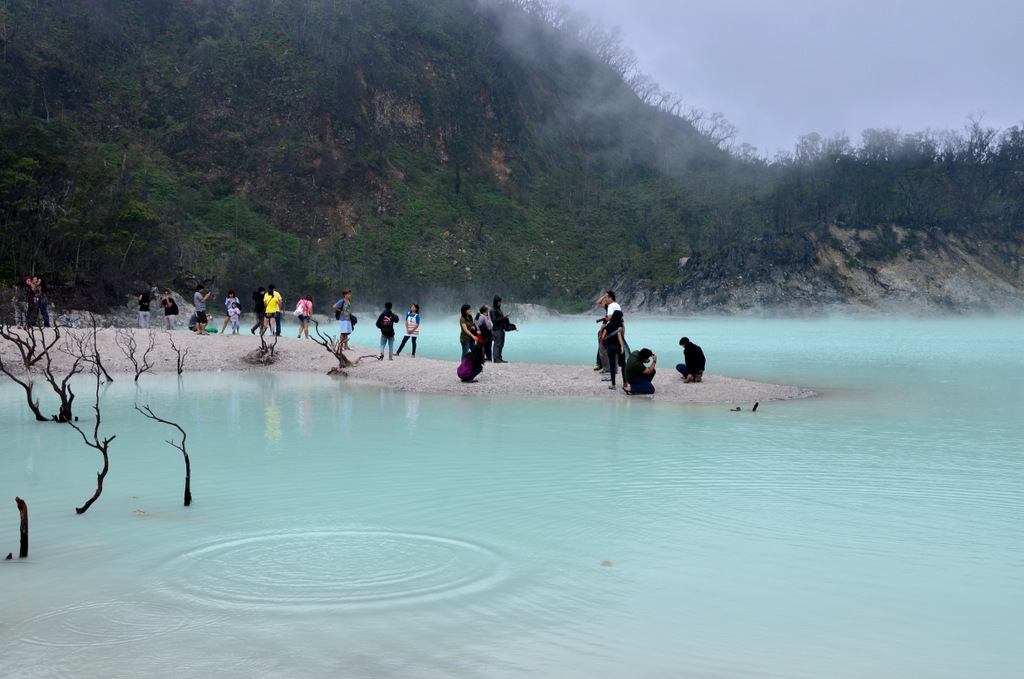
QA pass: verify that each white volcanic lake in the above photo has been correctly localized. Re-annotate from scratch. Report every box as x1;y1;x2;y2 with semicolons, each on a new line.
2;317;1022;678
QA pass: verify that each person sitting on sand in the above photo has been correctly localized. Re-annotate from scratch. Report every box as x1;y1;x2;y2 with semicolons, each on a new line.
623;348;657;395
457;343;484;383
676;337;706;383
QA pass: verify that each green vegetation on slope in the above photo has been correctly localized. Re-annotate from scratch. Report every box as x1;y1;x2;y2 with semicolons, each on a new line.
1;0;1021;310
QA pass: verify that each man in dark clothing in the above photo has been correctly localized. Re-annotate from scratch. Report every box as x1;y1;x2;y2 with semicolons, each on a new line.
489;295;510;363
375;301;400;360
676;337;706;383
251;287;266;335
623;348;657;395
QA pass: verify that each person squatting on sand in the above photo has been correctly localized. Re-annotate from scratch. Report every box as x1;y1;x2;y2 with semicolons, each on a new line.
395;303;419;357
376;301;399;360
677;337;706;383
623;348;657;395
333;289;354;350
457;343;485;383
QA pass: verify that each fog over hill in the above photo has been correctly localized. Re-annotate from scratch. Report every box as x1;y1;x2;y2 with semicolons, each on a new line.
0;0;1021;315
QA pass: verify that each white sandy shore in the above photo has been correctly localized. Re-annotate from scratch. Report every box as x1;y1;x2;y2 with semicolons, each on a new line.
0;326;816;404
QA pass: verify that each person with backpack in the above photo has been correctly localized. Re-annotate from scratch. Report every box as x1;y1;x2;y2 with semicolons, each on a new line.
375;301;400;360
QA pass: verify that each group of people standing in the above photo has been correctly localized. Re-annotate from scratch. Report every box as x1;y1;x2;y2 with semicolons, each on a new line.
594;290;706;395
9;275;49;329
457;295;515;383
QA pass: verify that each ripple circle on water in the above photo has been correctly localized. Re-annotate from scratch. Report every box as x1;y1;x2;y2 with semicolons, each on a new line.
158;530;505;611
17;599;217;648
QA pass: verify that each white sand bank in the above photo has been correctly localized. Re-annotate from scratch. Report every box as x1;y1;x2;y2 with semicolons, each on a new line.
0;327;816;404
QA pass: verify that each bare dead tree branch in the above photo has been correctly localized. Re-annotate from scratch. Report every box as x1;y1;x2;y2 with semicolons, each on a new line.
310;320;376;374
0;324;78;422
0;346;48;421
68;372;115;514
245;331;278;365
167;334;189;375
0;323;61;369
87;318;114;383
114;328;156;381
134;404;192;506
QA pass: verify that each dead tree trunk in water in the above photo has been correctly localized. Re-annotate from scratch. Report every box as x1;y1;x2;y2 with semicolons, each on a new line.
0;325;59;421
134;404;192;506
69;373;115;514
16;497;27;558
167;334;189;374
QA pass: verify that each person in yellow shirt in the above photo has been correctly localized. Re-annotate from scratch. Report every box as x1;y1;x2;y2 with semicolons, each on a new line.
263;284;283;336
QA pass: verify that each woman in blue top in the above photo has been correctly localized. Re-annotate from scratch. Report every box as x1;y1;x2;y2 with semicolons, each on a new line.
396;303;420;357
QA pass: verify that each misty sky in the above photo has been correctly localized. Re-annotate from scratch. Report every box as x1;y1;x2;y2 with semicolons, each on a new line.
559;0;1024;156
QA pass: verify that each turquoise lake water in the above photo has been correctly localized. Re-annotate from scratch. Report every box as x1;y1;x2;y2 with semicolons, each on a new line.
2;317;1022;678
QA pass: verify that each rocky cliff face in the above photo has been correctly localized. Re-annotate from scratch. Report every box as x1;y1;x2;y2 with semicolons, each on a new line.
618;225;1024;316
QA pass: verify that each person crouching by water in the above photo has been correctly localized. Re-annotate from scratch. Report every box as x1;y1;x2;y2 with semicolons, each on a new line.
623;348;657;395
396;303;419;357
457;343;484;383
676;337;706;383
459;304;476;356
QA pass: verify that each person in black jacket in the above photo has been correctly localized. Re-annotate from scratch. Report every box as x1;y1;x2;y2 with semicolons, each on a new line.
375;301;400;360
250;287;266;335
676;337;706;383
489;295;510;363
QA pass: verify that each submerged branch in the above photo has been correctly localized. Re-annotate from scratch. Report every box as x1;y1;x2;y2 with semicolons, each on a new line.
134;404;192;506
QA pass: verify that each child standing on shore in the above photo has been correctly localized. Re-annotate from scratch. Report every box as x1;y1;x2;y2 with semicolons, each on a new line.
228;301;241;334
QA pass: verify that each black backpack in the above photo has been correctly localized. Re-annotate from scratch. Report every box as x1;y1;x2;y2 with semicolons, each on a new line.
379;313;394;336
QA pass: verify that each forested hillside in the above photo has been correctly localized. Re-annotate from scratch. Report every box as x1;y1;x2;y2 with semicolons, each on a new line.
1;0;1022;312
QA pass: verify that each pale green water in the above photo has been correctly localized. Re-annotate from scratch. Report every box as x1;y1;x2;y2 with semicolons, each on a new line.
1;318;1022;678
